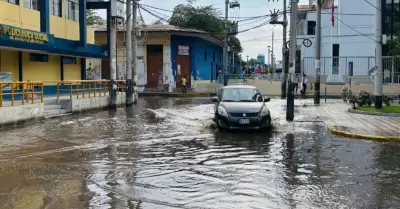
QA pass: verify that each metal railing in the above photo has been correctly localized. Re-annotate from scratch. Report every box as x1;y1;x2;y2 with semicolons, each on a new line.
55;80;128;100
0;81;44;107
302;56;400;84
226;73;283;85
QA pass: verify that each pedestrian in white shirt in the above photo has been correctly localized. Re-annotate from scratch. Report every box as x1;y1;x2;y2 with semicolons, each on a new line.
301;74;308;96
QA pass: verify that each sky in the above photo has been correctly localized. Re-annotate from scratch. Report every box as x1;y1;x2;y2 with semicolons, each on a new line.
99;0;310;62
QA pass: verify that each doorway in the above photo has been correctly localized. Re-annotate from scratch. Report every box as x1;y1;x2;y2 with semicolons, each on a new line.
176;52;191;87
146;45;163;88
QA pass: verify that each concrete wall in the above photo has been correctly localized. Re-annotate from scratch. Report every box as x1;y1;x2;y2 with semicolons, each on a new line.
0;103;44;125
59;94;127;113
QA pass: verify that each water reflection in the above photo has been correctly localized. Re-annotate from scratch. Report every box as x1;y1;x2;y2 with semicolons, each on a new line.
0;98;399;208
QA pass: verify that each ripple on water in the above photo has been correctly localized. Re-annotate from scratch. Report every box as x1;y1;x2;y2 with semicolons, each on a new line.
1;98;399;209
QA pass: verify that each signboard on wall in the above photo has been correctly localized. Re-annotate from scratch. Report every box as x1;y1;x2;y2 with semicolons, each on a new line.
0;72;12;90
177;45;190;56
0;24;49;44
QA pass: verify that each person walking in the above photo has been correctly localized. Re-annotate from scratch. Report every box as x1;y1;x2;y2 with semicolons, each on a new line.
301;74;308;96
181;75;187;94
295;74;300;93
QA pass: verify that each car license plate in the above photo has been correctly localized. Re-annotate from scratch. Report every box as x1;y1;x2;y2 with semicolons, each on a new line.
239;119;250;125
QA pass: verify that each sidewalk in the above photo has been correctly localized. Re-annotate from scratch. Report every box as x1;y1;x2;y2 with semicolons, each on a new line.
307;103;400;140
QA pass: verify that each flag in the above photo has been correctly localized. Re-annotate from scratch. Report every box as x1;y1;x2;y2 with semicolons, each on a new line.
331;0;335;27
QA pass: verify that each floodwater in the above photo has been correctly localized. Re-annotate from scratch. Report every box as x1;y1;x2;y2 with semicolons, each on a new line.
0;97;400;209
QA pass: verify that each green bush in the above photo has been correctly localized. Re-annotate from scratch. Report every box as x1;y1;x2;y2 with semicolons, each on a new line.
357;91;373;107
344;90;393;108
383;95;393;106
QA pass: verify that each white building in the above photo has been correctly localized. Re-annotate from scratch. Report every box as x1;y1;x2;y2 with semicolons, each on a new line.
296;0;376;83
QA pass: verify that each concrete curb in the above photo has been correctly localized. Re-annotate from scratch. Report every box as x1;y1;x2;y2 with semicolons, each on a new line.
348;108;400;117
326;125;400;141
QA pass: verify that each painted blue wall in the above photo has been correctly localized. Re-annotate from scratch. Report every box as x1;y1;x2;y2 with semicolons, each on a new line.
171;35;223;82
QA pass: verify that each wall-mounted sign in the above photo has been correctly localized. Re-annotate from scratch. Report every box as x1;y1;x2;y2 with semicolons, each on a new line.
0;72;12;90
177;45;189;56
0;24;48;44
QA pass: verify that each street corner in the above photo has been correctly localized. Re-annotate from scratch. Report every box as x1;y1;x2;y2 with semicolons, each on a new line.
326;124;400;141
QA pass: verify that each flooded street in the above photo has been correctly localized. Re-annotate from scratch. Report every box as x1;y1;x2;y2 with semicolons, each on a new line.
0;97;400;209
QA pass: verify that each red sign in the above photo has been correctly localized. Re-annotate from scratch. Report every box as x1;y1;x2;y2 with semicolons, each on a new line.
178;45;189;55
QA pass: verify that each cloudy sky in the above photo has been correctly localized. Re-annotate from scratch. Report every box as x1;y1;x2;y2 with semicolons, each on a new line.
99;0;310;61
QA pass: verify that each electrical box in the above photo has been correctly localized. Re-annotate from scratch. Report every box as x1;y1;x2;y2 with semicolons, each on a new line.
229;23;238;34
348;62;353;76
110;0;126;19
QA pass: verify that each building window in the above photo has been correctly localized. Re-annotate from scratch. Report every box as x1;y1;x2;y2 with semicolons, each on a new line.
307;21;316;35
24;0;40;10
50;0;62;17
204;49;207;61
30;53;48;62
63;56;76;64
3;0;18;5
65;0;79;22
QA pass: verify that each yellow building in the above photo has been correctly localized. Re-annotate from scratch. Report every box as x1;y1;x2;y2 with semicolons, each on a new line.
0;0;107;95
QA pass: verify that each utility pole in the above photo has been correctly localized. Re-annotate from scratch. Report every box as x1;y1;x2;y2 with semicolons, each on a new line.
314;0;322;104
126;0;133;105
232;46;235;74
286;0;298;121
223;0;229;86
271;28;274;71
110;17;117;108
282;0;288;99
268;0;289;99
375;0;383;108
267;46;271;65
132;0;138;102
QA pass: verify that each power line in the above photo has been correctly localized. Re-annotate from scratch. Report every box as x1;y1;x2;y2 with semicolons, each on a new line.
363;0;381;11
139;3;274;20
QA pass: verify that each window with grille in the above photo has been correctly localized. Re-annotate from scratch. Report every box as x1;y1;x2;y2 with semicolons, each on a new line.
23;0;40;11
50;0;61;17
65;0;79;22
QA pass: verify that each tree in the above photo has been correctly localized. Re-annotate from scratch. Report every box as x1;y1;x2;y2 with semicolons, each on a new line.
168;0;243;56
87;10;105;25
151;19;165;25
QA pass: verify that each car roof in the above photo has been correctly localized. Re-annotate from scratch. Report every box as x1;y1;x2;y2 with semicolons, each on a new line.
222;85;258;89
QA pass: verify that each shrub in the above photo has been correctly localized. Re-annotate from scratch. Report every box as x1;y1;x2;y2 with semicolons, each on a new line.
342;87;350;103
357;91;373;107
383;95;392;106
349;94;358;109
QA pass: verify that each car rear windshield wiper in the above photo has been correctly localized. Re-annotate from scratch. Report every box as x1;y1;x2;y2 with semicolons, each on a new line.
222;100;235;102
239;100;255;102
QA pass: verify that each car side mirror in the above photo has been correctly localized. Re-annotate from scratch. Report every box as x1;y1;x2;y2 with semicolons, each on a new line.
264;97;271;102
211;96;219;102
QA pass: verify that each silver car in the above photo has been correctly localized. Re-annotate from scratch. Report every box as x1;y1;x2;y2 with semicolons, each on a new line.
212;85;272;130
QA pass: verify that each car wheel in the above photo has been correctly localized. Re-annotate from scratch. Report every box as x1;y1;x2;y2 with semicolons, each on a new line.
266;114;272;128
